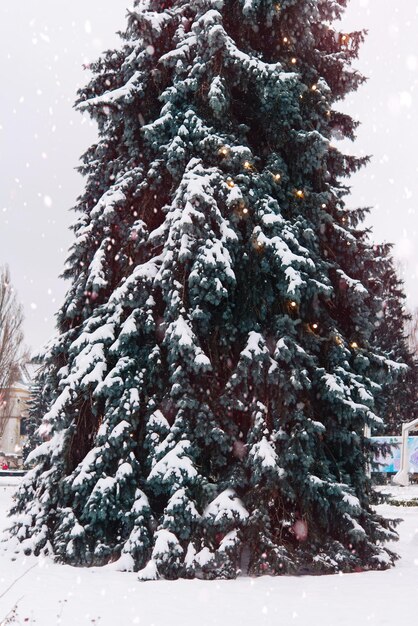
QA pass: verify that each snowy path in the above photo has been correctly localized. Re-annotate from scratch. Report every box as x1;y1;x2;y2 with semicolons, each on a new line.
0;480;416;625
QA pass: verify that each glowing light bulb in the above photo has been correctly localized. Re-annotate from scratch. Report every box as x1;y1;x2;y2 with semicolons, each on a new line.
226;177;235;188
291;57;297;65
243;160;253;170
283;37;289;43
242;207;249;215
289;301;297;309
311;323;319;331
219;146;229;157
311;84;317;91
350;341;359;349
295;190;304;199
273;173;281;182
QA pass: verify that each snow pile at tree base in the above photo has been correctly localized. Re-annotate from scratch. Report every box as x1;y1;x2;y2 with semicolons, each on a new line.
0;480;416;625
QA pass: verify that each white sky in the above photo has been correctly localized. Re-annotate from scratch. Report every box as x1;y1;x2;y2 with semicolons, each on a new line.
0;0;417;352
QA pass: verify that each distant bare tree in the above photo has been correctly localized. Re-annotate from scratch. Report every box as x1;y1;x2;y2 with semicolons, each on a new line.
406;307;418;356
0;266;25;437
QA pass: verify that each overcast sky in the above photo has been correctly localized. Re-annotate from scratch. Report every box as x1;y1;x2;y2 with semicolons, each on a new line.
0;1;417;353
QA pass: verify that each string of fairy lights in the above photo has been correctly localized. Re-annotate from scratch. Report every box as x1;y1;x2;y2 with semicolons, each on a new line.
217;139;361;353
211;7;358;352
158;7;354;352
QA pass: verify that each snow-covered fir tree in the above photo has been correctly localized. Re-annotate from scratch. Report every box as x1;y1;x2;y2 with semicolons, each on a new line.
6;0;401;578
22;357;48;463
371;248;418;436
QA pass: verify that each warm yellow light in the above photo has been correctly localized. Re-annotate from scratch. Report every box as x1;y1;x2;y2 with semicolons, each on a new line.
291;57;297;65
226;177;235;188
341;34;348;43
273;173;281;182
350;341;359;349
321;203;327;209
312;323;319;331
243;160;253;170
295;189;304;199
219;146;229;157
283;36;288;43
289;301;297;309
242;207;249;215
311;84;317;91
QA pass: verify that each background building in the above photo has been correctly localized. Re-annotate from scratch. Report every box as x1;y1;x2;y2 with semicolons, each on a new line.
0;362;36;467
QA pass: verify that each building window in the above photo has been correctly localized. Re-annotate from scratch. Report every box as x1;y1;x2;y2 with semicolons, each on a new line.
20;418;28;436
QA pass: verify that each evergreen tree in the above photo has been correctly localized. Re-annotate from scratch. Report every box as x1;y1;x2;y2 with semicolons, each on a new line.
6;0;400;577
371;248;418;435
22;357;48;463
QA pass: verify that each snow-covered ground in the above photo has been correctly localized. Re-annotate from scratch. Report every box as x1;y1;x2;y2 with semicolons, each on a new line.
0;479;416;625
377;483;418;503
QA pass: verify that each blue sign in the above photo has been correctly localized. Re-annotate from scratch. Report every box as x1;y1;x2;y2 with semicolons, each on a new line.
371;436;418;473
